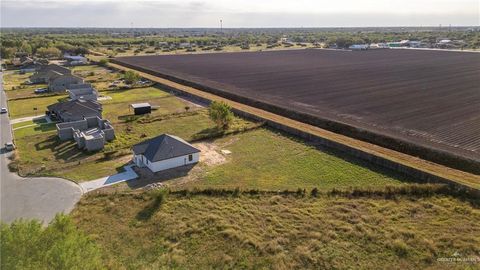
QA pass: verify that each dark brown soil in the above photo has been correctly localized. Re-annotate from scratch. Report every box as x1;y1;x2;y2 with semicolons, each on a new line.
114;49;480;171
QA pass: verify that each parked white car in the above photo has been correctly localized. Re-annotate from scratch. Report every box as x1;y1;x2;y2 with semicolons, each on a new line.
0;107;7;114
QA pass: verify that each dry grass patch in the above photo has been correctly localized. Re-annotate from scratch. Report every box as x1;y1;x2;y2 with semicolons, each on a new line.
72;188;480;269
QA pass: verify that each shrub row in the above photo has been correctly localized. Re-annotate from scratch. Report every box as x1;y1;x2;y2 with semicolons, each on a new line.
190;121;266;142
165;184;479;204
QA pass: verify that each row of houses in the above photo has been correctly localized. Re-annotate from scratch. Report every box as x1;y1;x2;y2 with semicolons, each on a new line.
32;62;200;172
349;39;466;50
28;64;99;99
13;54;88;72
30;64;83;92
29;62;113;152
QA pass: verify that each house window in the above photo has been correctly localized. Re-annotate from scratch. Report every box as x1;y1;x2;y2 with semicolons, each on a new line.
188;154;193;161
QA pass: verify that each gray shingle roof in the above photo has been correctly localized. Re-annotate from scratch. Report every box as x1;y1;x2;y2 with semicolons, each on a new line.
133;134;200;162
47;100;102;117
130;103;151;109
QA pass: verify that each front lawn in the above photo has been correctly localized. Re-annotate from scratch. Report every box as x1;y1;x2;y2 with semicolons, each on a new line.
2;72;31;90
190;129;410;190
101;86;171;104
5;84;49;100
7;95;68;118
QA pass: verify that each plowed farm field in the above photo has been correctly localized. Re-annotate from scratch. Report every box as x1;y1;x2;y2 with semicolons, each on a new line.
114;49;480;166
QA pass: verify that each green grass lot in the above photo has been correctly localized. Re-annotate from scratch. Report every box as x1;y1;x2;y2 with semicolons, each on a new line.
2;72;31;90
5;84;49;100
12;122;55;139
3;71;49;99
72;190;480;269
102;86;171;104
11;109;250;181
71;65;121;90
192;129;409;191
71;65;106;72
102;89;192;123
7;94;68;118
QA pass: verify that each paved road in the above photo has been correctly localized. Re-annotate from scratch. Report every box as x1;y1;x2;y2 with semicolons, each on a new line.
0;72;82;224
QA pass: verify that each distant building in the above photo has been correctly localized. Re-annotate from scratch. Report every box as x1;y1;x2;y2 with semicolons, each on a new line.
64;54;88;66
178;43;192;49
408;41;423;48
387;40;406;48
435;39;465;49
48;73;84;92
349;44;369;50
30;64;71;83
132;134;200;173
67;83;98;101
47;100;102;122
56;116;115;151
369;43;389;49
19;63;42;73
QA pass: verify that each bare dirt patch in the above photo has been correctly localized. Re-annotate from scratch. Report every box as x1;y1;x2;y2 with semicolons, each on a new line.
99;141;229;192
194;141;227;166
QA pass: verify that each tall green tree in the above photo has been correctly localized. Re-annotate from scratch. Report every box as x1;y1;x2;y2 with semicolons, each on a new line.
1;214;104;270
123;70;140;84
208;101;233;129
1;47;17;59
36;47;62;59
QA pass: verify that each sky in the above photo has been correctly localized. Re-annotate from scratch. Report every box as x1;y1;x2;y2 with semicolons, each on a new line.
1;0;479;28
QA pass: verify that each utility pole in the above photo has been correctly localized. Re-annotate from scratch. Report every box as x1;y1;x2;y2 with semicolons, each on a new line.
220;19;223;33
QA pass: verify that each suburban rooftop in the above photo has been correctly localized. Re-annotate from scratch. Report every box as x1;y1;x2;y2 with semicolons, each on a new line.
132;134;200;162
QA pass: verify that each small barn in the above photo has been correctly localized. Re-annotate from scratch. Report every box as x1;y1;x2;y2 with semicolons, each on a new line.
132;134;200;173
130;103;151;115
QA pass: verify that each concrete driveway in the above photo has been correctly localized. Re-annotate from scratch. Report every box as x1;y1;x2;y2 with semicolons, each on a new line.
0;72;82;224
80;164;138;193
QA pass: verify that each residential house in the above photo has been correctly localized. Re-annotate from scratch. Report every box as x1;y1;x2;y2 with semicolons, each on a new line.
47;99;102;122
30;64;71;83
132;134;200;173
56;116;115;151
387;40;411;48
349;44;369;50
19;63;42;74
67;83;98;101
48;73;84;92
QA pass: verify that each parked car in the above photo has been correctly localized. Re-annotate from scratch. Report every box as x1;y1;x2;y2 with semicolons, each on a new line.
0;107;7;114
34;88;48;94
4;142;15;151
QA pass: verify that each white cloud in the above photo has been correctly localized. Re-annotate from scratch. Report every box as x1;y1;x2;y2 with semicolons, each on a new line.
1;0;478;27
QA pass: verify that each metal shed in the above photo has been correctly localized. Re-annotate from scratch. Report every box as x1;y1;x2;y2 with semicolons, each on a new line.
130;103;151;115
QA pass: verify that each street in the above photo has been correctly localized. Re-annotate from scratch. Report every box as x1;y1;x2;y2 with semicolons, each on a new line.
0;71;82;224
